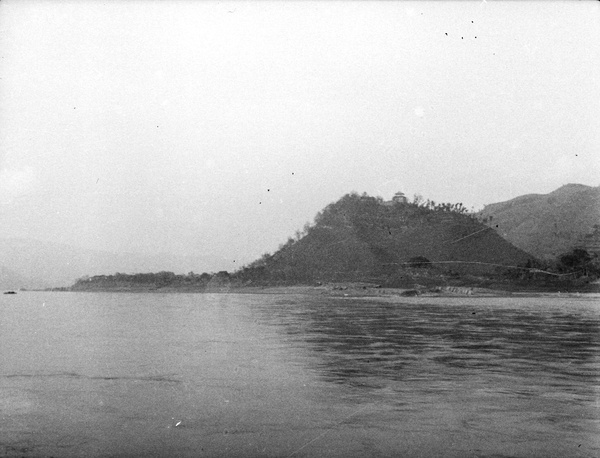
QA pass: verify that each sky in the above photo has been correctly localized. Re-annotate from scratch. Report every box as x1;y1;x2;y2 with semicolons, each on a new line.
1;1;599;271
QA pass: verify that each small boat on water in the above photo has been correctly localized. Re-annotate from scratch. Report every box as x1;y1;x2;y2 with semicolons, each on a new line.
3;291;17;295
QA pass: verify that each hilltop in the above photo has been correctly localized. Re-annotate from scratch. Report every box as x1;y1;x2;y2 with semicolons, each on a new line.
234;192;533;287
477;184;600;260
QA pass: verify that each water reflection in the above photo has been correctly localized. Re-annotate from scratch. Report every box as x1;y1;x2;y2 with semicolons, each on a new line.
252;296;600;456
257;296;600;400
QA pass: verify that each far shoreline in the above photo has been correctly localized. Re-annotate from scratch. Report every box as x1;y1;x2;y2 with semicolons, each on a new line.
37;282;600;298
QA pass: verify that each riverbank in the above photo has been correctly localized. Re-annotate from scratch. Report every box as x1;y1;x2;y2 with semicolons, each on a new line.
49;281;600;298
225;284;599;298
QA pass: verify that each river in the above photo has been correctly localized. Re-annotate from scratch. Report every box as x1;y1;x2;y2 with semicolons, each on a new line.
1;292;598;457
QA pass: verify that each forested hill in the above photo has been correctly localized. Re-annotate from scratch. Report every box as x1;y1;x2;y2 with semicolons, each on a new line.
236;192;533;285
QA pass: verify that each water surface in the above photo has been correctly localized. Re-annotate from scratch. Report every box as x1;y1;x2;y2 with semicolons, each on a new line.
1;292;598;457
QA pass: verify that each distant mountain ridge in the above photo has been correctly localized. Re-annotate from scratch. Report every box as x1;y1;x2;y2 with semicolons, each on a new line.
0;238;232;288
5;184;596;289
478;184;600;260
0;265;44;290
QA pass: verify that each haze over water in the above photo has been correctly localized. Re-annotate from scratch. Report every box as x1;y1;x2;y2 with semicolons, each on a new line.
1;2;598;269
1;292;598;457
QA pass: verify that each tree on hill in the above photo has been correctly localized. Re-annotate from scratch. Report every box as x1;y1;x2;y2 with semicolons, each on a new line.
557;248;599;278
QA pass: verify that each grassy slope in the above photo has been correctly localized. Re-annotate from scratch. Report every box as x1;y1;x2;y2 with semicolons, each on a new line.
478;184;600;260
249;194;533;284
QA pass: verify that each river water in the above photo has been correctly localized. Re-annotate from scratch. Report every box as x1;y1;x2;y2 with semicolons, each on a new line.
0;292;598;457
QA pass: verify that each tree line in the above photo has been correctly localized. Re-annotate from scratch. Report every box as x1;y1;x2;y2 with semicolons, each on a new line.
72;270;232;289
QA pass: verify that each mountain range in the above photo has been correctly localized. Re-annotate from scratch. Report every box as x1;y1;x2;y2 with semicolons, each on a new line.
0;238;231;289
1;183;597;289
477;184;600;260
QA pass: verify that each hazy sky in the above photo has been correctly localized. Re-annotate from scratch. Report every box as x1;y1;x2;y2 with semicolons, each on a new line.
1;1;599;269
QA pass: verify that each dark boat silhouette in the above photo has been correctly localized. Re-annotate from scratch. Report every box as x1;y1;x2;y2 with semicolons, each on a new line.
3;291;17;295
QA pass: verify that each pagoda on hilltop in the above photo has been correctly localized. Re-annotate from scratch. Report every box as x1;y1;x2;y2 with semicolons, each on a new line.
382;191;408;207
392;192;408;204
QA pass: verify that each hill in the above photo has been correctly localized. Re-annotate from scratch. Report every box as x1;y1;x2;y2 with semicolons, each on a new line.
0;238;232;288
477;184;600;260
235;193;533;286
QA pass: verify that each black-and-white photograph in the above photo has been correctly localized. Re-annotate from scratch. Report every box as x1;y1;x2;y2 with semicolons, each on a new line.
0;1;599;457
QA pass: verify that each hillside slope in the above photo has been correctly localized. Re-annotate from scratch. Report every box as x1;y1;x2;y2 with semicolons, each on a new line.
478;184;600;260
237;193;533;285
